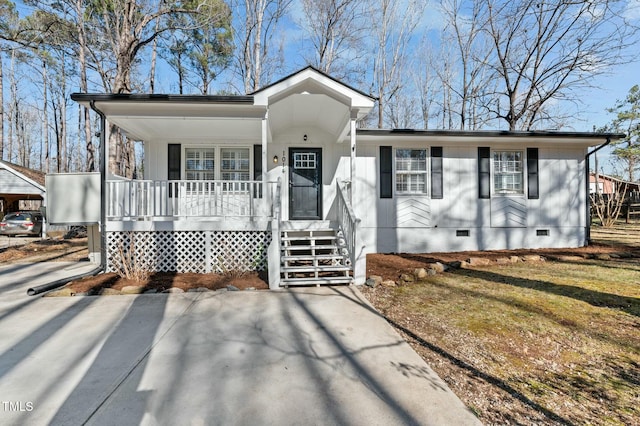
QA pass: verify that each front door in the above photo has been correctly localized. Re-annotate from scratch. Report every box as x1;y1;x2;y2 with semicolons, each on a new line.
289;148;322;220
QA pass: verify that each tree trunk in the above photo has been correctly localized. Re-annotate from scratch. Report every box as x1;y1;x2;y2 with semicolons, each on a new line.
42;59;50;173
0;52;3;161
76;0;94;172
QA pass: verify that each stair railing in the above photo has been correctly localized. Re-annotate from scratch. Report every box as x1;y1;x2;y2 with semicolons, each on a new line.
267;177;282;289
336;179;360;268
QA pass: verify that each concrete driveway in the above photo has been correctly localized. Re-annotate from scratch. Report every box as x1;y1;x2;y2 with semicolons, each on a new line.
0;263;480;425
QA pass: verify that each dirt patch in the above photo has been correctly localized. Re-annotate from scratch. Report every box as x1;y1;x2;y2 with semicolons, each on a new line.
0;238;88;263
62;271;268;294
366;242;639;282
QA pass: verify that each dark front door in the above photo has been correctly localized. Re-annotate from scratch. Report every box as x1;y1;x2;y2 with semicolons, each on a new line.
289;147;322;220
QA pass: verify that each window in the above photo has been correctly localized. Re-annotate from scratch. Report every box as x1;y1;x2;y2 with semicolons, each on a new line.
493;151;523;195
185;148;215;180
395;149;427;194
293;152;316;169
221;148;250;181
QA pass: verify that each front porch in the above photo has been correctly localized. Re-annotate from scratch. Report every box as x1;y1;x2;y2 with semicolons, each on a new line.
102;177;362;289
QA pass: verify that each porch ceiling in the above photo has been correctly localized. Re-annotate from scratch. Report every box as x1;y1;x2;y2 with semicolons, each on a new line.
88;100;266;141
268;93;350;139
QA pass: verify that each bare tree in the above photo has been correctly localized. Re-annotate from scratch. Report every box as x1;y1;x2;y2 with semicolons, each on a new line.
299;0;368;81
233;0;291;93
370;0;424;128
482;0;639;131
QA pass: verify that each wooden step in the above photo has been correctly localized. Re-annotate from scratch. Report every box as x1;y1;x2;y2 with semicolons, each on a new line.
281;254;348;262
280;277;353;286
282;265;351;273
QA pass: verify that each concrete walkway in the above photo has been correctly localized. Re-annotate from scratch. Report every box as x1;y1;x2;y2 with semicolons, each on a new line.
0;264;480;425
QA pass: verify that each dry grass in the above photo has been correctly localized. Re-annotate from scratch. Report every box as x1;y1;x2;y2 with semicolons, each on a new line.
362;225;640;425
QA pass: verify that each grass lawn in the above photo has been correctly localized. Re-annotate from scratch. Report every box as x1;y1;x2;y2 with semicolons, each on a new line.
362;225;640;425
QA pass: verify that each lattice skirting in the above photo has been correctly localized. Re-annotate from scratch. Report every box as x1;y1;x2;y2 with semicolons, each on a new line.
106;231;271;273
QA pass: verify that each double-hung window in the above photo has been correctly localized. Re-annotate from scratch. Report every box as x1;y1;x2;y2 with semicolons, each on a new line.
395;149;428;195
221;148;250;181
185;148;215;180
493;150;523;195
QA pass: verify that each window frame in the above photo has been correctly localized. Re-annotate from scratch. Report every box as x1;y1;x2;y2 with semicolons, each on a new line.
491;149;525;196
181;145;253;182
394;147;429;196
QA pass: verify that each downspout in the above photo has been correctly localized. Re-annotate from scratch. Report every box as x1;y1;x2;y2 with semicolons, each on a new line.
90;100;107;273
585;137;611;244
26;101;106;295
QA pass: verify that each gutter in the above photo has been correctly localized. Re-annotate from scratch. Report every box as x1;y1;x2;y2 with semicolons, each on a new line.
585;137;612;244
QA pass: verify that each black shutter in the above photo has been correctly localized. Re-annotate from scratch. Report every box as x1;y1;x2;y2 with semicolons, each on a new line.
527;148;539;199
478;147;491;199
168;144;181;180
431;147;443;199
253;144;263;198
380;146;393;198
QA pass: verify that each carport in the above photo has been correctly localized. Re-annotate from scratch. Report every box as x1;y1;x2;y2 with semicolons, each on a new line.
0;160;46;226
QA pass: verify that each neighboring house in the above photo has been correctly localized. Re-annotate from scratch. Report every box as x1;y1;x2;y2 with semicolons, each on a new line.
0;160;46;226
589;173;640;195
66;67;624;288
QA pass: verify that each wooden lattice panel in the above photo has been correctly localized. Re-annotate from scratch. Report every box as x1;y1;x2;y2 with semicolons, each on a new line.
106;230;270;273
209;231;271;273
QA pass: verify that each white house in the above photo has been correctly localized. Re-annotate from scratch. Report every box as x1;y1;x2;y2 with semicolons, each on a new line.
64;67;623;288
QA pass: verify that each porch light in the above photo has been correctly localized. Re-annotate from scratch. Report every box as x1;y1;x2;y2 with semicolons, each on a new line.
303;134;307;141
273;155;278;164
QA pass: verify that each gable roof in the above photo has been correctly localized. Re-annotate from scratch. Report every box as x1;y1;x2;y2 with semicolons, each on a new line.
0;160;46;189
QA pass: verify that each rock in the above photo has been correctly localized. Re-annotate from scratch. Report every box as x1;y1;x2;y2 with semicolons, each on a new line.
143;289;158;294
400;273;414;283
73;292;90;297
45;288;74;297
216;288;228;292
467;257;492;266
522;255;542;262
163;287;184;294
244;287;256;291
414;268;428;279
429;262;447;273
121;285;145;294
496;257;511;265
226;285;240;291
382;280;396;287
365;275;383;288
187;287;210;293
427;269;437;276
550;255;584;262
595;254;611;260
459;261;471;269
510;256;520;263
99;288;122;296
449;261;462;269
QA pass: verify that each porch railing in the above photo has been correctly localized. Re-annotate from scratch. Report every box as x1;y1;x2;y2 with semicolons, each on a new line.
107;179;272;219
336;180;360;267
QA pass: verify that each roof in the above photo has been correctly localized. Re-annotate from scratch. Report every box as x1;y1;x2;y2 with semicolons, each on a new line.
358;129;626;140
251;65;377;101
0;160;46;187
70;93;253;104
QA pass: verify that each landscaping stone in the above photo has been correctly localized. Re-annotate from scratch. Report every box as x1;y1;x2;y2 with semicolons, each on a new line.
73;292;90;297
496;257;511;265
382;280;396;287
400;273;414;283
163;287;184;294
467;257;492;266
45;288;74;297
522;255;542;262
595;254;611;260
227;285;240;291
429;262;447;273
99;288;122;296
510;256;520;263
187;287;210;293
121;285;145;294
144;289;158;294
245;287;256;291
414;268;428;279
427;269;437;276
366;275;383;288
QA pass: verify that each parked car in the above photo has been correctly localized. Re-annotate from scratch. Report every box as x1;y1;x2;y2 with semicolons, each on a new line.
0;211;43;237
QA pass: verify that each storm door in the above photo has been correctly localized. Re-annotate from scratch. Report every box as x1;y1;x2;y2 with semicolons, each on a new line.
289;148;322;220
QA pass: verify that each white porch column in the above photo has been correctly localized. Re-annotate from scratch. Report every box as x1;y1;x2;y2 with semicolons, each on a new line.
350;113;357;203
262;112;268;189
